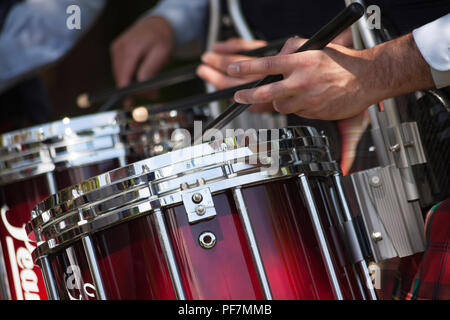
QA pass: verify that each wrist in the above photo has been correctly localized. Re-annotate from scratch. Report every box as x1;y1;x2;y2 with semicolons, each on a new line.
364;34;435;105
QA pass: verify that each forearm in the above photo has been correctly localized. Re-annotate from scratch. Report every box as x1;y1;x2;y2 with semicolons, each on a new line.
367;33;435;105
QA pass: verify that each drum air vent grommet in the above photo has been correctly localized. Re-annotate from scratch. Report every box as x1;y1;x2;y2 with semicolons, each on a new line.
199;231;216;249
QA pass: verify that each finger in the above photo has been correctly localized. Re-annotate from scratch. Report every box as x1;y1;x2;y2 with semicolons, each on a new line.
201;52;256;73
196;65;249;89
294;109;322;119
234;79;294;104
212;38;267;54
227;55;296;76
279;37;308;55
248;103;275;113
273;96;305;114
111;39;147;88
136;44;170;82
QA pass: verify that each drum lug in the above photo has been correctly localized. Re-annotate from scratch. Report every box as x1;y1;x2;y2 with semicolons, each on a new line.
182;187;217;224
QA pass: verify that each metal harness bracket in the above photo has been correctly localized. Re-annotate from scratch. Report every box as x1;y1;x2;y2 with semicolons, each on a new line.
348;165;426;262
386;122;427;168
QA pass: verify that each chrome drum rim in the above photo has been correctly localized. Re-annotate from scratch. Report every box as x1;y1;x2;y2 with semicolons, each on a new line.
27;126;341;259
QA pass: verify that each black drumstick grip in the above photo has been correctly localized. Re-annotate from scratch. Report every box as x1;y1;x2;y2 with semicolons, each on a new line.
202;3;365;133
146;80;260;115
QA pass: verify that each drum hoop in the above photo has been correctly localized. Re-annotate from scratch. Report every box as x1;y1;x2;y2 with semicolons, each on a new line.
0;110;199;185
0;140;126;186
30;160;338;260
0;111;119;147
29;141;333;231
32;128;329;217
0;112;124;184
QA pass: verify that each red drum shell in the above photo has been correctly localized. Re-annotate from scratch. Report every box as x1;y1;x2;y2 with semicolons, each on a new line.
0;175;50;300
53;159;121;189
0;159;120;300
50;215;175;300
45;177;362;300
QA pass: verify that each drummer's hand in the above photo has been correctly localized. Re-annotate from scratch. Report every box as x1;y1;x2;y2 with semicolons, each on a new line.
110;16;175;105
226;37;371;120
196;38;275;112
229;35;434;120
196;38;267;89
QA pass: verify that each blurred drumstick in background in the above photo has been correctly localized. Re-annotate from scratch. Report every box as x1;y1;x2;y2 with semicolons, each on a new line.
77;36;294;110
131;80;260;122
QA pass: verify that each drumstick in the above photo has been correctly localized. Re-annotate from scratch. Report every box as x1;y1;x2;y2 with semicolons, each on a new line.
131;80;260;122
199;3;365;140
77;36;294;109
97;94;123;112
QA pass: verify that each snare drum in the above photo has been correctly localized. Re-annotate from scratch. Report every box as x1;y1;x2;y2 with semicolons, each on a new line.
28;127;376;300
0;112;125;300
0;106;207;300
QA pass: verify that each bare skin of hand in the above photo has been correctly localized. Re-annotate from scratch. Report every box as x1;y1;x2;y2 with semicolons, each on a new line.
196;32;353;113
228;34;434;120
197;38;282;112
110;16;175;106
196;38;267;89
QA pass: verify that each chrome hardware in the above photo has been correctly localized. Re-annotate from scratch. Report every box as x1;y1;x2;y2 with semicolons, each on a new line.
38;171;60;300
369;175;381;187
0;244;11;300
81;236;107;300
233;187;273;300
389;144;400;152
199;231;217;249
0;111;124;186
180;183;189;190
372;232;383;242
182;187;217;224
38;257;60;300
332;174;378;300
28;127;340;260
299;174;343;300
386;122;427;168
195;205;206;216
192;193;203;204
153;208;186;300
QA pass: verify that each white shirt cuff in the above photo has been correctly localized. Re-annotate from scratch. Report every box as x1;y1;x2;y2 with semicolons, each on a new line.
412;13;450;72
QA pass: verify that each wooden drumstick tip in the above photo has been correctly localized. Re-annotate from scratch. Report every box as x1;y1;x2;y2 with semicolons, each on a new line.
132;106;149;123
77;93;90;108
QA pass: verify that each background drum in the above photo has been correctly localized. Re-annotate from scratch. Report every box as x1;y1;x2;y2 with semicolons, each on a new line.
0;111;124;300
118;107;208;162
28;126;376;300
0;108;199;300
